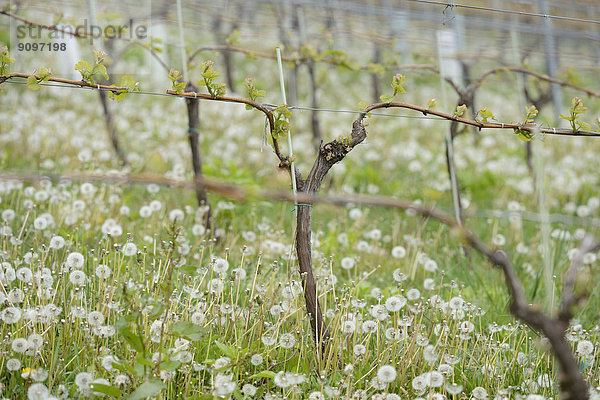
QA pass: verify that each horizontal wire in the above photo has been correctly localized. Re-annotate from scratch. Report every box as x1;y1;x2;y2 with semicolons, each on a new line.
3;80;446;121
404;0;600;25
5;80;600;134
0;169;597;228
470;209;600;227
262;103;444;121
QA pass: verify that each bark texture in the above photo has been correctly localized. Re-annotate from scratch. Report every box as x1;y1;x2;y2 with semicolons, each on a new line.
185;82;212;229
295;119;367;350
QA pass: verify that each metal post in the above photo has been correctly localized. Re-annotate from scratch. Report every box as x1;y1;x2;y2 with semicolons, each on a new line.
539;0;563;124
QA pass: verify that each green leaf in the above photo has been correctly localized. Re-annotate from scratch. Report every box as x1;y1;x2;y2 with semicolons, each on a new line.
379;94;393;103
135;354;153;367
128;379;166;400
96;64;109;81
578;121;592;132
232;388;245;400
133;362;145;377
120;326;144;353
160;360;182;371
178;265;198;275
74;60;92;81
357;101;369;111
513;128;532;142
226;29;241;46
249;370;276;379
0;46;15;77
214;341;237;359
90;383;122;397
26;75;40;91
109;75;138;101
147;303;165;320
455;104;467;117
476;108;495;123
171;321;209;341
112;361;134;375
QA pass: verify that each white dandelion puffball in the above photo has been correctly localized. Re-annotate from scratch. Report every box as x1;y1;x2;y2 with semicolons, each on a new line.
471;386;488;399
169;209;185;222
212;257;229;274
391;245;406;258
385;295;407;312
66;252;85;269
87;311;105;326
69;270;86;286
376;365;397;383
49;235;65;249
577;340;594;357
123;242;137;256
341;257;355;270
279;333;296;349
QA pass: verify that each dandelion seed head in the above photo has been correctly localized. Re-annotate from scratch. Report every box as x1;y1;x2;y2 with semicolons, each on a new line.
191;311;206;325
341;257;355;270
87;311;105;327
261;332;276;346
3;307;23;324
250;354;263;366
169;209;185;222
212;257;229;274
371;375;388;390
242;384;257;396
30;368;48;382
445;382;463;395
279;333;296;349
471;386;488;399
66;252;85;270
377;365;397;383
27;383;49;400
123;242;137;256
385;295;407;312
309;392;325;400
411;375;427;394
69;270;86;286
577;340;594;356
214;356;231;370
391;245;406;258
75;372;93;390
353;344;367;357
6;358;21;371
406;288;420;301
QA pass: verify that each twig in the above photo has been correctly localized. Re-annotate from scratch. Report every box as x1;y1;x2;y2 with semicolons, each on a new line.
165;89;288;167
5;73;128;91
559;237;600;323
361;102;600;137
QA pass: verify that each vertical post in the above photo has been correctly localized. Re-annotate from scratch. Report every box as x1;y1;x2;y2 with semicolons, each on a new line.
298;6;322;148
382;0;409;56
276;48;298;213
534;132;552;310
538;0;563;123
88;0;127;166
323;0;337;42
175;0;188;80
511;18;535;177
589;5;600;87
436;29;464;227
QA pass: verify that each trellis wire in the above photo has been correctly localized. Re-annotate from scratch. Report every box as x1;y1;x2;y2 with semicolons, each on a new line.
0;170;598;229
4;80;600;137
403;0;600;25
